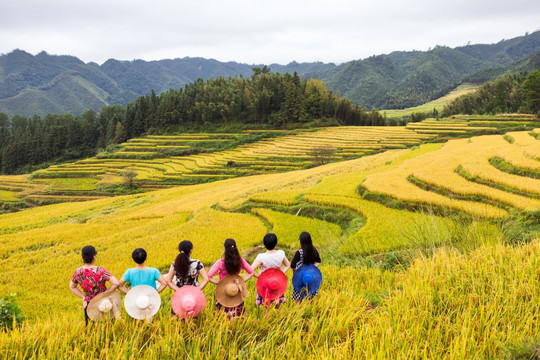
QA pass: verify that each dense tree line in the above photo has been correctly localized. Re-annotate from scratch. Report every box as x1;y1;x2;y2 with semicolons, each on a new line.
122;69;384;139
0;70;384;174
0;106;126;174
442;70;540;116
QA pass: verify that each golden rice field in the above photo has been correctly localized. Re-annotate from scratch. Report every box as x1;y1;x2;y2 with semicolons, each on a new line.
1;121;540;358
0;114;535;208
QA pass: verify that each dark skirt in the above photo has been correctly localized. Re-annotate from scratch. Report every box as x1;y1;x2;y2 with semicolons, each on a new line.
215;301;245;318
255;291;286;307
292;288;317;301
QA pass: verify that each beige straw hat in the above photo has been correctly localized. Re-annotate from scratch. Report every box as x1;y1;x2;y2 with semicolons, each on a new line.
124;285;161;321
215;274;248;307
87;290;122;321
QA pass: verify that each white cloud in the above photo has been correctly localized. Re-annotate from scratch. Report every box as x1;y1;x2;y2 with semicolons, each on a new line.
0;0;538;64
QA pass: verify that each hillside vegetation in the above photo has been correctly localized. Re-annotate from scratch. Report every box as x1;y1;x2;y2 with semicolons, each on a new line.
0;126;539;358
1;31;539;116
0;72;385;176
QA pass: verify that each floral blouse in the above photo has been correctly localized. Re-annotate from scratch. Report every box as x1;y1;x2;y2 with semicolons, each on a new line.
171;259;204;287
71;266;112;306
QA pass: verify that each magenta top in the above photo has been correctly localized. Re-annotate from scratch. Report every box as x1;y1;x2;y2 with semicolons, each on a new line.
207;257;254;280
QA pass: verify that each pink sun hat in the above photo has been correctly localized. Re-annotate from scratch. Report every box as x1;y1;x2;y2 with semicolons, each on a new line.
172;285;206;322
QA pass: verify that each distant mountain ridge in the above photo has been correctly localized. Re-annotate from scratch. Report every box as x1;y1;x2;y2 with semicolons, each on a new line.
1;31;539;117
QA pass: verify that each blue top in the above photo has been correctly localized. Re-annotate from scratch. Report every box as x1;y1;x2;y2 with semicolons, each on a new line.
122;267;161;289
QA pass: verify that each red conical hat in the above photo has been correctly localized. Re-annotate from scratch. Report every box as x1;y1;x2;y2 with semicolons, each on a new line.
256;268;288;303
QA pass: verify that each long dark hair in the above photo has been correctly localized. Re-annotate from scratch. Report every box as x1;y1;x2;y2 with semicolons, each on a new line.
223;238;242;275
174;240;193;279
299;232;318;264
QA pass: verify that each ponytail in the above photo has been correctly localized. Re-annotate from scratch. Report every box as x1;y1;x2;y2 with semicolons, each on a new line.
174;240;193;279
223;238;242;275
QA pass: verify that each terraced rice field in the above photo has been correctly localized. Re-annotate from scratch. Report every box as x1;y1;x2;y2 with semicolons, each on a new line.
1;126;539;359
362;131;540;218
1;115;538;209
2;129;539;314
23;126;437;203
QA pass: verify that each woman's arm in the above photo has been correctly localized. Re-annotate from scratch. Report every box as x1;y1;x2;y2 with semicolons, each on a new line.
241;257;255;276
156;275;168;293
281;255;291;273
69;280;84;299
107;276;120;291
198;268;210;290
117;278;129;294
244;258;262;281
206;260;221;285
290;250;300;272
69;280;86;309
165;265;180;292
314;248;321;267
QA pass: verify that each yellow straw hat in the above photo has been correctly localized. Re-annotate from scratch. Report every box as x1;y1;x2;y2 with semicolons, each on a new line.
86;290;122;321
215;275;248;307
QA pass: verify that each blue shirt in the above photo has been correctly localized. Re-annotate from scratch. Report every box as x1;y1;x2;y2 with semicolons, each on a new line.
122;267;161;289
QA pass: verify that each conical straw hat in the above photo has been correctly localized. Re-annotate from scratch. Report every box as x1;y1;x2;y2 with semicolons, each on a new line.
172;285;206;321
292;264;322;299
256;268;288;304
215;274;248;307
124;285;161;320
87;290;122;321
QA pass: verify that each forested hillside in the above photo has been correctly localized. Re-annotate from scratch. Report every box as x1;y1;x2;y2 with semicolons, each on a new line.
442;69;540;116
321;32;540;109
0;72;384;174
1;31;539;116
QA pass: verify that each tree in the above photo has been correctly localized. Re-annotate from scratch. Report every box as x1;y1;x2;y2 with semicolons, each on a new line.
523;69;540;115
113;122;127;144
309;145;336;166
122;167;138;190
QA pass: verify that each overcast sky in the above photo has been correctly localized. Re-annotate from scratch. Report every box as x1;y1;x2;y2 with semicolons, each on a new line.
1;0;539;65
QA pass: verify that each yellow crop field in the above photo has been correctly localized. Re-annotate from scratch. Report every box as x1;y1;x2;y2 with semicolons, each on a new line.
460;158;540;195
362;132;540;217
28;126;434;198
248;190;302;206
1;124;540;359
1;240;537;359
251;208;342;248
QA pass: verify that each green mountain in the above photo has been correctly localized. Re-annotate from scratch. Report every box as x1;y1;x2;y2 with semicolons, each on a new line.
1;31;539;116
320;31;540;109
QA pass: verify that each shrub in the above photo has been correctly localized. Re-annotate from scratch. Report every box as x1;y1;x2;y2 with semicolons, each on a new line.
0;293;24;330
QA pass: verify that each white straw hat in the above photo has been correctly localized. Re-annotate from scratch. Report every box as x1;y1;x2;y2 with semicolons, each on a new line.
124;285;161;321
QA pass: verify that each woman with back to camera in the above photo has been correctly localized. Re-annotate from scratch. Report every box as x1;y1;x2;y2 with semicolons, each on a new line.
69;245;120;325
166;240;209;290
244;232;290;307
166;240;209;317
290;232;321;303
207;238;255;318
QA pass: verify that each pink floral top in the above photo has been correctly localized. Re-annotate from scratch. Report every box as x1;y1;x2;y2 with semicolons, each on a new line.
71;266;112;306
207;258;254;281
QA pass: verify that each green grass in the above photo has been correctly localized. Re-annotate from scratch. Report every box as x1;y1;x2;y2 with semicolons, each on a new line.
383;84;479;119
